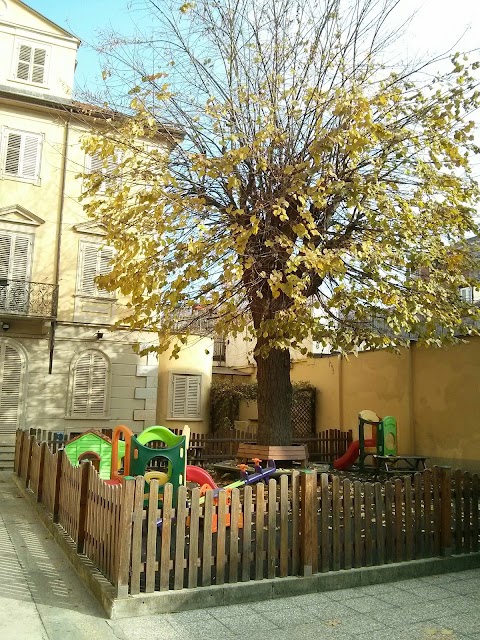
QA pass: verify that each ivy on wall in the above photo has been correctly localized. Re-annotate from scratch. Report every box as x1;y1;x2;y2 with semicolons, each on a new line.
210;380;316;433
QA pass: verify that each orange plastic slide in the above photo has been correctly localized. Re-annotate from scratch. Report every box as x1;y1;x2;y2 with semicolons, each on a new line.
333;439;375;470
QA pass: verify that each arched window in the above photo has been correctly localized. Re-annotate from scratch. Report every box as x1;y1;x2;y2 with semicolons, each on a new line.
0;339;27;435
68;350;110;418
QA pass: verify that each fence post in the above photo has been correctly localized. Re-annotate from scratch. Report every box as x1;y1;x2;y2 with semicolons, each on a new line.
36;442;47;503
53;450;64;523
77;461;92;554
25;435;35;488
116;477;135;598
299;470;317;576
440;466;452;557
17;431;26;478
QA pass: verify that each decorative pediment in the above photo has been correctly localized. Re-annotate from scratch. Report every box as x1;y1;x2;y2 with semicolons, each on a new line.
0;205;45;227
73;221;107;236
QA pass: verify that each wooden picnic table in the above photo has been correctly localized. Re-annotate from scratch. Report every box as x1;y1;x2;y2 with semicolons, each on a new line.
373;454;427;474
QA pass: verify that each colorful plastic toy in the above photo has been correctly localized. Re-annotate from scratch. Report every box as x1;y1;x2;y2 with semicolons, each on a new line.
64;430;125;480
110;424;189;506
334;410;397;470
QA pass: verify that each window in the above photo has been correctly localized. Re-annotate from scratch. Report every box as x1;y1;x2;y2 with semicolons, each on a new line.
2;129;42;182
14;42;48;85
460;287;474;303
0;231;33;313
85;150;122;194
169;373;201;420
0;340;26;435
68;350;110;418
77;241;115;298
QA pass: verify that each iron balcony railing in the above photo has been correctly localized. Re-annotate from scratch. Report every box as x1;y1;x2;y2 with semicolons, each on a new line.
0;279;58;319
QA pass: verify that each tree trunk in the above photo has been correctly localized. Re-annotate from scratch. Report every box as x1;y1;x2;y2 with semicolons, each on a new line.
255;341;292;446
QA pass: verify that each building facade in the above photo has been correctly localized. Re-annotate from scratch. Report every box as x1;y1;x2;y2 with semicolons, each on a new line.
0;0;213;464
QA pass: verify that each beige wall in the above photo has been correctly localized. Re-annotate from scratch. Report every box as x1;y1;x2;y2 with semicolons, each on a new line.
289;339;480;472
0;0;78;100
157;336;213;434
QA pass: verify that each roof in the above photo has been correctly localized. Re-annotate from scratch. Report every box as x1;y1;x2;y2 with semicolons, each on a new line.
212;366;251;376
16;1;81;43
64;430;112;446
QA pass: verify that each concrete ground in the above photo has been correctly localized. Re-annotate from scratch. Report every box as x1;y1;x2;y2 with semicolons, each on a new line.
1;471;479;640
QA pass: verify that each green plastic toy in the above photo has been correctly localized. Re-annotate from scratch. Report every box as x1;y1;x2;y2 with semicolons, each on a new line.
64;430;125;480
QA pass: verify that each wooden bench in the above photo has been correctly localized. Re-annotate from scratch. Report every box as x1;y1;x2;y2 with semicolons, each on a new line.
236;443;309;464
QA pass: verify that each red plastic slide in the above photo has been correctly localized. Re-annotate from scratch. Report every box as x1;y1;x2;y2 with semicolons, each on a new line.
186;465;218;489
333;439;375;470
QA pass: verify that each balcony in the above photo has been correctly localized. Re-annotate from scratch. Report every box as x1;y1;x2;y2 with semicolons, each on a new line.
0;279;58;319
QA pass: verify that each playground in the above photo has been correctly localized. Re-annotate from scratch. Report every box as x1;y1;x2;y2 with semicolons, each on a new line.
13;414;480;602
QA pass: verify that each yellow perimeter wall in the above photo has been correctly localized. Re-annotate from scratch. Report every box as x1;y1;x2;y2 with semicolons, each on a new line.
290;337;480;472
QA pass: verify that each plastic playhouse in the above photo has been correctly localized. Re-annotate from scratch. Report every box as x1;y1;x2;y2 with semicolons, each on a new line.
334;409;397;471
64;430;125;480
63;423;277;528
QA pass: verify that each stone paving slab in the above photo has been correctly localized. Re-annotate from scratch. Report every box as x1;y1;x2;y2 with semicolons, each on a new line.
3;471;480;640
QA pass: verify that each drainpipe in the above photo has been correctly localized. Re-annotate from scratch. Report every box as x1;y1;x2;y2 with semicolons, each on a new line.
49;117;70;374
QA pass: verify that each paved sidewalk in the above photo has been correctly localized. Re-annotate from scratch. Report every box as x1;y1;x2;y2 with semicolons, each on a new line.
0;472;119;640
2;471;479;640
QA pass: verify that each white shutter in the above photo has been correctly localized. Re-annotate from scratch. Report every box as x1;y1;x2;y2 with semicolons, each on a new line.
4;130;41;181
4;133;21;175
79;243;99;296
171;374;187;418
97;246;114;296
171;374;201;419
0;342;24;435
89;353;108;415
16;44;31;81
0;234;12;281
71;353;90;415
32;48;46;84
186;376;201;419
71;351;109;417
22;135;40;179
16;43;46;84
0;232;32;313
78;242;114;297
87;151;122;194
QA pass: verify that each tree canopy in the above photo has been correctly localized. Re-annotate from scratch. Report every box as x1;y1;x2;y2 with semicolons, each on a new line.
83;0;480;444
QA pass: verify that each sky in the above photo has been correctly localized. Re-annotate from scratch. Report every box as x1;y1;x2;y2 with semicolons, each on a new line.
25;0;480;96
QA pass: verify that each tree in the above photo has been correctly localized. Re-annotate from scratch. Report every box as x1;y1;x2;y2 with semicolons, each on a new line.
83;0;480;446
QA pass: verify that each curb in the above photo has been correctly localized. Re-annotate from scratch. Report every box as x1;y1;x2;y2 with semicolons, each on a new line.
13;475;480;619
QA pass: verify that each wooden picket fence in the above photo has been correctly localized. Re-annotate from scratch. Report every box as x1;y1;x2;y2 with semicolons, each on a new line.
28;426;352;466
14;429;480;600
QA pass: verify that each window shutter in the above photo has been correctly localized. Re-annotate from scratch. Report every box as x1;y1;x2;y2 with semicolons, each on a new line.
16;44;46;84
11;235;31;281
171;374;201;419
0;342;24;435
79;244;99;296
71;351;109;417
97;247;114;296
22;135;40;179
32;48;46;84
71;354;90;416
5;133;21;175
89;353;108;415
78;243;114;297
0;233;32;313
87;151;122;194
171;374;187;418
186;376;201;419
16;44;32;81
4;131;41;181
0;234;12;280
